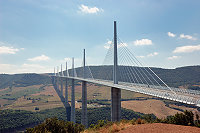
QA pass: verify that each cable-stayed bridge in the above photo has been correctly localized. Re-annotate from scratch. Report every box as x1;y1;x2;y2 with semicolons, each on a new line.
52;21;200;128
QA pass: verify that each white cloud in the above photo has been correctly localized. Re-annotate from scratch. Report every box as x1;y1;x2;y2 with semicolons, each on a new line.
168;32;176;37
147;52;158;57
118;43;128;48
104;45;110;49
28;54;50;61
18;64;52;73
104;40;113;49
173;44;200;53
79;4;103;14
0;63;52;74
137;52;158;58
137;56;145;58
167;56;181;60
104;41;128;49
133;39;153;46
0;46;19;54
107;41;112;45
179;34;197;40
64;57;71;61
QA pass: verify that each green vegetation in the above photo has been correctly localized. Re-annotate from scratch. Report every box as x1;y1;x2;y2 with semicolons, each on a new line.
0;85;46;100
0;107;155;132
188;85;200;90
87;110;200;132
0;73;51;89
1;65;200;90
26;117;84;133
66;65;200;88
154;110;200;127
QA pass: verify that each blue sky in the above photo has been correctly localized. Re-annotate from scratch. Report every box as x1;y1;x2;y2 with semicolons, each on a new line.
0;0;200;74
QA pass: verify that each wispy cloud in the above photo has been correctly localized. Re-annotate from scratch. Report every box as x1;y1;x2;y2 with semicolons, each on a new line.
79;4;103;14
118;43;128;48
0;42;24;54
173;44;200;53
0;46;19;54
167;56;181;60
104;40;112;49
179;34;197;40
64;57;71;61
137;52;158;58
147;52;158;57
133;39;153;46
18;63;52;73
0;63;52;74
137;56;145;58
104;40;128;49
28;55;50;61
167;32;176;37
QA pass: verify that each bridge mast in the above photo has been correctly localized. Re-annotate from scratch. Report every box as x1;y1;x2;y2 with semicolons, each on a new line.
81;49;88;128
111;21;121;122
71;57;76;123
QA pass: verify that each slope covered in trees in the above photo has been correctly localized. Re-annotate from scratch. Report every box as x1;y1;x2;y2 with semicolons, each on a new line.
71;65;200;88
0;107;155;132
1;65;200;90
0;73;51;89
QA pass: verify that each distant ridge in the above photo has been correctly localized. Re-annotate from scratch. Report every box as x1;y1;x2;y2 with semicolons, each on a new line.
0;65;200;89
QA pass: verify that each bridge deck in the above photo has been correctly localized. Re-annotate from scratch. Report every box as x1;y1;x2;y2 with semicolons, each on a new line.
56;76;200;107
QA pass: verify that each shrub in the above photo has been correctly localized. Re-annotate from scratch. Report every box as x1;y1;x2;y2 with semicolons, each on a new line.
162;110;194;126
35;107;39;111
26;117;84;133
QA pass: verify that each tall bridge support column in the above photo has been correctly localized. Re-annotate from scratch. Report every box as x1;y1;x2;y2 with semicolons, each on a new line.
111;87;121;121
81;81;88;127
65;78;71;121
111;21;121;122
61;64;63;96
56;77;59;90
71;79;75;123
56;66;59;90
81;49;88;127
61;78;63;96
71;58;76;123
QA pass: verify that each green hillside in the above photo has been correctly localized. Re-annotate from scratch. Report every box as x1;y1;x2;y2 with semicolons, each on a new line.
0;107;154;132
1;65;200;90
71;65;200;88
0;73;51;89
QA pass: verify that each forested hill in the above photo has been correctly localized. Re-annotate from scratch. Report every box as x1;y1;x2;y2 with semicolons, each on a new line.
0;73;51;89
150;65;200;87
69;65;200;88
0;65;200;89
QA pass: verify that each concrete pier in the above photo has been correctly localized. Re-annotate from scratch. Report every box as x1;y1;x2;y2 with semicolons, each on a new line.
65;62;71;121
61;65;63;96
57;66;59;90
81;81;87;127
71;58;76;123
111;87;121;121
111;21;121;122
61;78;63;96
71;78;75;123
81;49;88;127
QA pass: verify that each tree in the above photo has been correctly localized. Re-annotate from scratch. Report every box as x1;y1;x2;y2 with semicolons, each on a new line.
26;117;84;133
